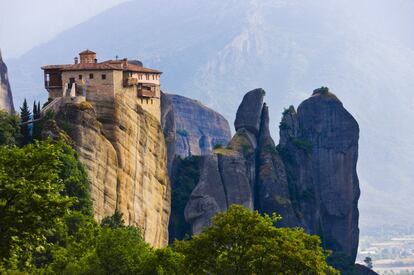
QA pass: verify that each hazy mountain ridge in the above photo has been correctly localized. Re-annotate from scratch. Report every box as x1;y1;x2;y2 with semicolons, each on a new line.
6;0;414;230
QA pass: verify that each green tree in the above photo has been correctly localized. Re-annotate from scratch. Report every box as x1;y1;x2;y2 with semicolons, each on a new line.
174;205;338;275
101;209;125;229
364;256;373;269
0;141;73;269
32;101;41;141
169;156;200;242
20;99;31;145
59;144;92;215
0;111;21;146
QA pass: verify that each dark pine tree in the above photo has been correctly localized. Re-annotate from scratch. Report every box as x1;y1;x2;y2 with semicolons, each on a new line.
32;101;40;140
20;99;32;145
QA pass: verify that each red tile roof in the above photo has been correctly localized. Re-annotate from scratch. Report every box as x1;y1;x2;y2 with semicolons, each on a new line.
79;49;96;55
41;60;161;74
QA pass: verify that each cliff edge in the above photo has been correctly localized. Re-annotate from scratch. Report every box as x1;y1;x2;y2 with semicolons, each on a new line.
46;93;171;248
0;50;15;113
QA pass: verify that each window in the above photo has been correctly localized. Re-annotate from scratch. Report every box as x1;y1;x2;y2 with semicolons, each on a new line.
146;99;149;104
141;98;143;104
101;74;106;80
145;74;149;80
79;75;83;80
151;99;153;104
89;73;94;79
152;74;155;80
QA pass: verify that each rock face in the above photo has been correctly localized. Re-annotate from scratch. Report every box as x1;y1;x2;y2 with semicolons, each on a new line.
234;88;265;135
278;87;360;261
162;93;231;158
160;92;176;176
0;50;14;113
49;93;170;248
353;264;378;275
185;88;264;234
184;87;360;263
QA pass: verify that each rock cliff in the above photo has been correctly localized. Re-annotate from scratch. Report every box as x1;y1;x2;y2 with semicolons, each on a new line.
278;87;360;261
184;87;360;263
45;94;170;248
0;50;14;113
161;92;232;242
162;93;231;159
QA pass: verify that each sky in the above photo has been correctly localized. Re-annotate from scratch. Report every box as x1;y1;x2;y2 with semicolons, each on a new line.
0;0;128;59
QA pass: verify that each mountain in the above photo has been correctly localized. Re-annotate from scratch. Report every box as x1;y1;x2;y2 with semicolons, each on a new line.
0;50;14;113
6;0;414;231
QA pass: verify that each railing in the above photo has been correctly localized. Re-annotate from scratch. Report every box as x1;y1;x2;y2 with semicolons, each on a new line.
137;89;156;98
44;80;62;89
40;97;62;116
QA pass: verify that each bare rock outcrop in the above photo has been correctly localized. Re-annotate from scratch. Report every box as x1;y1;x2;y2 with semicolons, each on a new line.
0;50;14;113
49;94;170;248
257;104;299;227
162;93;231;158
234;88;265;135
184;87;360;264
161;92;176;175
278;87;360;261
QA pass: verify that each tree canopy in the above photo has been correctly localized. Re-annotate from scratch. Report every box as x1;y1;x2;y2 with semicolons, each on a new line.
174;205;339;275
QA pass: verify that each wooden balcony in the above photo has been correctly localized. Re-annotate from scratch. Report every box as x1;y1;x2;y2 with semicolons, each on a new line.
137;89;156;98
44;81;62;89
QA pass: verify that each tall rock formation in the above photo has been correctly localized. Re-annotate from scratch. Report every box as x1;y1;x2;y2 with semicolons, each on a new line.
45;93;170;248
278;87;360;261
0;50;14;113
160;92;232;242
163;93;231;158
184;87;360;263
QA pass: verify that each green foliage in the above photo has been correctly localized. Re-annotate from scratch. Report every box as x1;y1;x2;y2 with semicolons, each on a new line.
101;209;125;229
263;144;278;155
32;101;42;141
19;99;31;145
176;129;189;137
169;156;200;242
174;205;339;275
282;105;295;116
0;111;21;146
213;143;223;149
90;226;151;274
0;140;74;269
312;87;339;100
364;256;373;269
279;121;290;130
58;145;92;215
291;138;313;155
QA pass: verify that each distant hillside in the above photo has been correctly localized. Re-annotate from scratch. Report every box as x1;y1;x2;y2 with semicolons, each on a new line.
6;0;414;231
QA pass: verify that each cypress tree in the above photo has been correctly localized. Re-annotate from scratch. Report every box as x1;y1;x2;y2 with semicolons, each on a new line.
20;99;31;145
32;101;39;140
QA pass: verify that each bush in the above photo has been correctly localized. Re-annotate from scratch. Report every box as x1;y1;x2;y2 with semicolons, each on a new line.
0;111;21;146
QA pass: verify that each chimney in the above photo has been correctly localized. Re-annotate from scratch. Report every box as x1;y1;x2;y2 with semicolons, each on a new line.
122;58;128;68
74;57;79;64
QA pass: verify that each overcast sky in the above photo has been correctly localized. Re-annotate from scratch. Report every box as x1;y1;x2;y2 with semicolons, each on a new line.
0;0;128;60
